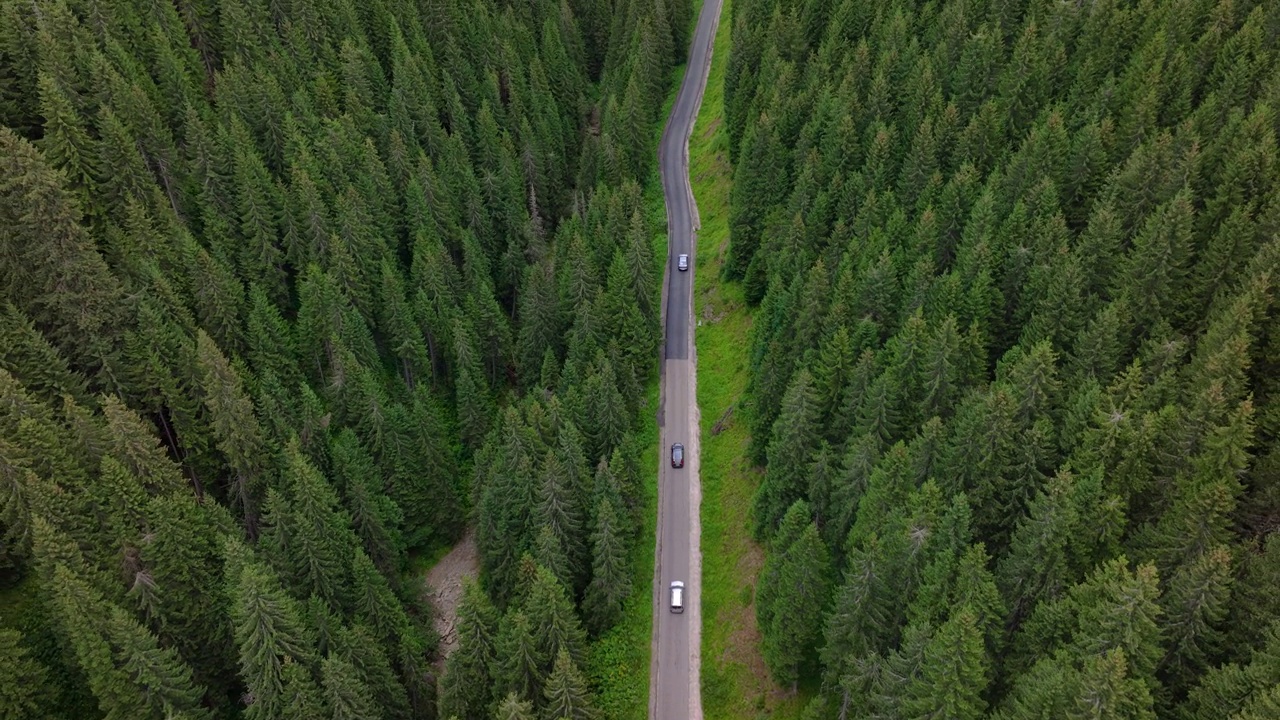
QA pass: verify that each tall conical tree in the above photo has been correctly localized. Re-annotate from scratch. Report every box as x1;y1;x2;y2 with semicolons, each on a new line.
0;628;54;720
224;538;316;720
438;580;499;720
195;330;270;534
322;654;382;720
583;497;629;635
525;564;588;673
541;648;596;720
491;610;544;707
753;368;822;539
901;607;989;720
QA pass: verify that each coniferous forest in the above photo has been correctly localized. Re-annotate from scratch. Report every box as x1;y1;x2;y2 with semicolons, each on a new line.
0;0;690;716
727;0;1280;717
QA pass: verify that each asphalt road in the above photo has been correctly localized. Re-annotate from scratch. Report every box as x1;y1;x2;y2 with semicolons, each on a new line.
650;0;723;717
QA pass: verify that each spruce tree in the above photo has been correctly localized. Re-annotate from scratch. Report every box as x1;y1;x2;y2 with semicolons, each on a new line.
322;654;382;720
541;648;596;720
492;610;544;706
195;330;270;533
494;692;537;720
224;538;316;720
761;518;831;689
901;607;988;720
0;628;54;720
525;564;588;674
583;497;629;635
438;580;499;720
753;368;822;539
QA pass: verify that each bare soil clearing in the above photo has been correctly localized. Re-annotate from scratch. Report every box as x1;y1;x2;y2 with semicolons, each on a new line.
421;528;478;663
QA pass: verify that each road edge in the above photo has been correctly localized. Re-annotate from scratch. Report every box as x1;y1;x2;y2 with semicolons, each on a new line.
685;5;722;717
650;0;723;717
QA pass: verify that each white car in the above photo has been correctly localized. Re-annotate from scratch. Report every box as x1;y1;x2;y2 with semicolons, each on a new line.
677;254;689;271
669;581;685;613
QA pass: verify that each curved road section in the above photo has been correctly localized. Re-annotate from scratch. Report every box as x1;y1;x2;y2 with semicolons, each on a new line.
651;0;722;718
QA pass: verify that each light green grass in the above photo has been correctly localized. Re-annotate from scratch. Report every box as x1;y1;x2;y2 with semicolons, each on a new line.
404;542;453;578
691;1;809;717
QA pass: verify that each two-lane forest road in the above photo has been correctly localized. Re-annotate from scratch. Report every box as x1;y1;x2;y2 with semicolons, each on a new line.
650;0;722;718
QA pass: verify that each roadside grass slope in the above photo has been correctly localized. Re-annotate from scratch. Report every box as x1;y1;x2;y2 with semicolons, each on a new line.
690;2;810;716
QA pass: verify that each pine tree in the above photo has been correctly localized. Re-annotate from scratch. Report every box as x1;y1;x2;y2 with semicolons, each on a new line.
753;368;821;539
525;564;588;674
224;538;316;720
278;440;360;612
280;658;329;720
97;394;187;497
902;607;988;720
195;330;270;534
1181;620;1280;720
492;610;543;706
494;691;537;720
0;628;53;720
517;259;562;386
0;303;88;409
331;622;411;720
103;604;211;719
140;492;237;700
453;316;494;449
35;71;97;215
761;517;831;689
438;580;499;719
331;429;404;576
349;547;412;653
541;648;596;720
535;449;587;593
1157;544;1233;691
322;654;382;720
48;564;150;720
583;497;629;635
583;355;628;463
0;127;126;373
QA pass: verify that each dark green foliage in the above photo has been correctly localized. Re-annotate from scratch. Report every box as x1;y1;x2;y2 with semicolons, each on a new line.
438;580;499;720
0;0;678;711
729;0;1280;708
0;127;125;374
322;654;381;720
542;648;597;720
0;628;54;720
525;564;589;673
756;502;831;688
583;497;629;635
225;538;317;720
753;369;821;539
491;610;543;707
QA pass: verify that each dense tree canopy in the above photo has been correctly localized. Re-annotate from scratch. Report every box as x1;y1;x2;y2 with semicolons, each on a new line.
725;0;1280;716
0;0;686;715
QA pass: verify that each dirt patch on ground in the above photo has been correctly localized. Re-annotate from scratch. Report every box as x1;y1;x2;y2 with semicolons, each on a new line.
421;528;479;664
722;541;773;691
701;117;722;138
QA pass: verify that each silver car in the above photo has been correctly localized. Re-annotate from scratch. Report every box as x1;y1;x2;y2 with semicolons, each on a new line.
677;254;689;271
669;581;685;613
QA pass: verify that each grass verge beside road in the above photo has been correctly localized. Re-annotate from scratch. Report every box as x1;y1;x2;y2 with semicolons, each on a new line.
689;2;807;717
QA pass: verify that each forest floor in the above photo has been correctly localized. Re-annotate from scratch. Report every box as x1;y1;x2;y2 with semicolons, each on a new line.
420;527;478;662
688;0;809;716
